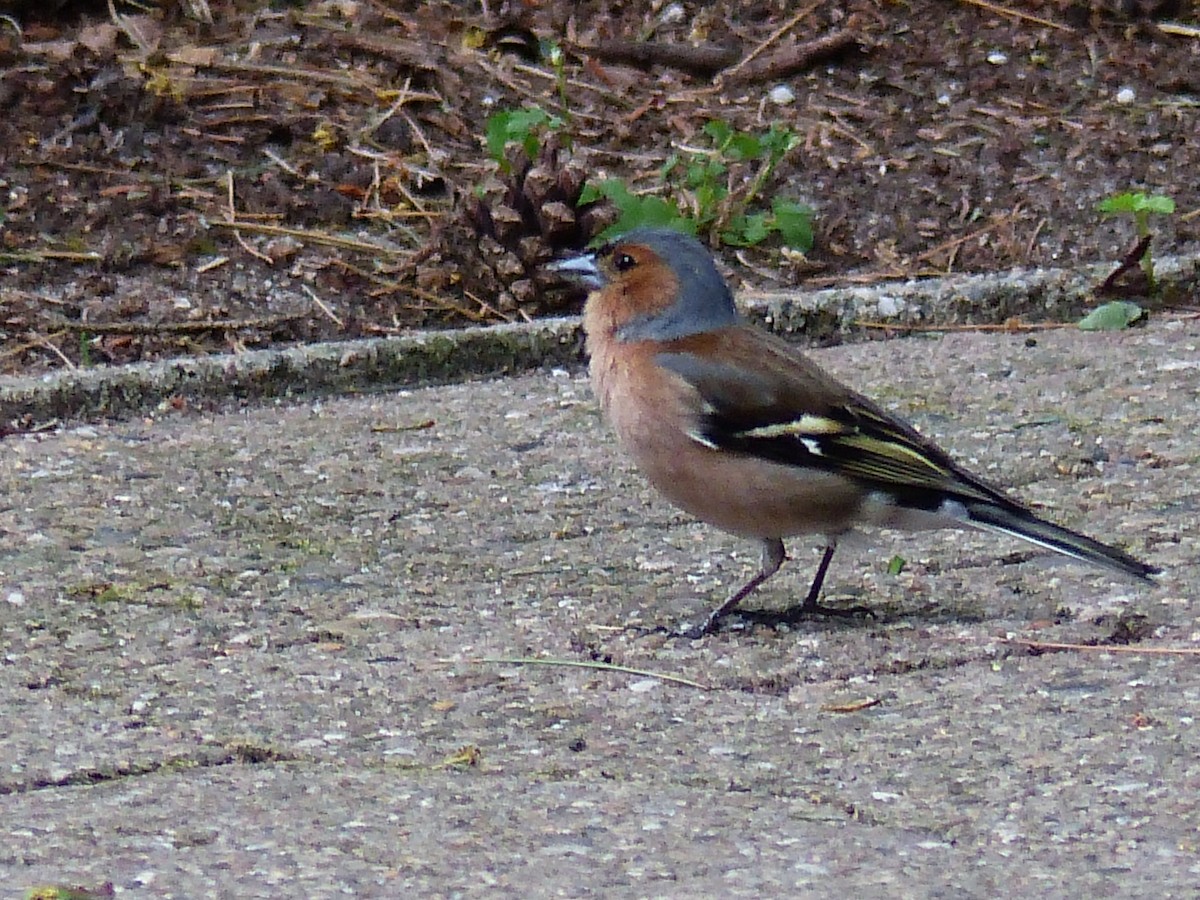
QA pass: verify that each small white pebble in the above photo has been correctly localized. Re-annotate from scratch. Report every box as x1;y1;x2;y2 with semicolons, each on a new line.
660;2;686;24
876;295;904;317
936;93;951;106
768;84;796;105
1109;782;1150;794
986;51;1008;65
794;863;831;876
1116;86;1136;104
5;591;24;606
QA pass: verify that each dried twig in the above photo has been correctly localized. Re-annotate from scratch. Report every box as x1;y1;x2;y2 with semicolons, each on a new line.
955;0;1073;31
821;697;883;713
107;0;155;53
323;256;494;323
572;40;740;78
210;61;374;91
1023;217;1048;260
477;656;712;691
509;61;636;111
302;284;344;328
0;250;102;263
225;171;274;264
719;1;821;83
208;220;413;256
910;215;1012;269
467;54;588;117
302;23;442;74
0;330;67;364
722;29;864;87
1003;638;1200;656
35;333;77;370
854;320;1074;333
1158;22;1200;38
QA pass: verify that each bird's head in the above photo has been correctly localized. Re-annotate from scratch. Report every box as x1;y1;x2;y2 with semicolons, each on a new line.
548;228;739;341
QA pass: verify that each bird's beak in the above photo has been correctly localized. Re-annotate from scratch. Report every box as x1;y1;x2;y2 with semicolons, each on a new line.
546;253;604;290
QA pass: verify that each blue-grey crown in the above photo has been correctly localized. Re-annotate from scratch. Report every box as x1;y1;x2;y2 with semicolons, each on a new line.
613;228;740;342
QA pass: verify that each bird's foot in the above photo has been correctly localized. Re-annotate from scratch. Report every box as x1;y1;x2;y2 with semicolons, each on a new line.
669;600;875;638
673;614;728;640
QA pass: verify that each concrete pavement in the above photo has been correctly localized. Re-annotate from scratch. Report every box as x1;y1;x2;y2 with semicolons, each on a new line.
1;317;1198;897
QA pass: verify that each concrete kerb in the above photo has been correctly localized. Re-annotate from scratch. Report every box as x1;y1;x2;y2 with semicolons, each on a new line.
2;254;1196;427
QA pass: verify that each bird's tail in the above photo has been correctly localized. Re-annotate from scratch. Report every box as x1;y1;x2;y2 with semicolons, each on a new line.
964;501;1159;582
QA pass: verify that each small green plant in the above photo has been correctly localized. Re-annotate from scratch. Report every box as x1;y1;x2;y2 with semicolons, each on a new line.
578;179;695;238
1096;190;1175;292
484;105;565;172
581;120;814;249
664;120;812;249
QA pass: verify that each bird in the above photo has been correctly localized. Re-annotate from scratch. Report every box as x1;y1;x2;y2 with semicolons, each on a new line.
548;227;1159;637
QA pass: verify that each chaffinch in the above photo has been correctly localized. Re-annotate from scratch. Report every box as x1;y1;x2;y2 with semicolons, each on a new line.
550;227;1158;637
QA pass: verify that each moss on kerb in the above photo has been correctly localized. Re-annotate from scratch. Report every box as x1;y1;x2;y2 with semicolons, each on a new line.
743;255;1198;337
373;323;584;384
0;319;584;426
745;266;1100;335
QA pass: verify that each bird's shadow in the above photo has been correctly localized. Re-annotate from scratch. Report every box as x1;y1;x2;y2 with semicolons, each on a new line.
627;593;995;640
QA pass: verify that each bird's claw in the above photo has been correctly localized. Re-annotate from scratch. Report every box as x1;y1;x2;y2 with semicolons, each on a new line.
663;597;874;640
673;617;724;640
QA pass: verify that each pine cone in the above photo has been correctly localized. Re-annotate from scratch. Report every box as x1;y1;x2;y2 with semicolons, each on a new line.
420;140;617;323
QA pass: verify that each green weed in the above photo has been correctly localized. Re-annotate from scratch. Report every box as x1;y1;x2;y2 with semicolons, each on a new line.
484;106;566;172
584;120;813;249
1096;190;1175;293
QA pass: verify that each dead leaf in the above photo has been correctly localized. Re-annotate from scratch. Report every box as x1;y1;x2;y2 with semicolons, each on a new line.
24;41;78;62
78;23;120;54
169;45;222;67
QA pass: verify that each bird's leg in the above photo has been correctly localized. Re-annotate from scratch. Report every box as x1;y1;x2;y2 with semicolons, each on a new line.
777;541;875;621
681;538;786;638
800;542;837;609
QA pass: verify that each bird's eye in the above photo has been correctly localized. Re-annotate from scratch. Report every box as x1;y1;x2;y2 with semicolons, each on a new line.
613;252;636;272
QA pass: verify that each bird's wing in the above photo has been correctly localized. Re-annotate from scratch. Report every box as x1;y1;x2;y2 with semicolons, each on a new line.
655;329;1019;512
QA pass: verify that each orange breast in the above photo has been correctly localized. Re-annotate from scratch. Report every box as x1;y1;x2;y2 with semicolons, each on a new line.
586;333;866;540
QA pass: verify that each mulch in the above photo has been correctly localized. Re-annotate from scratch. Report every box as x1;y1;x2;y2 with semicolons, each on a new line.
0;0;1196;374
